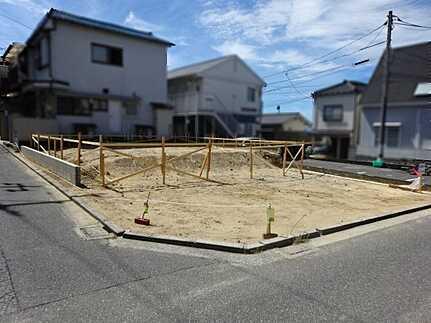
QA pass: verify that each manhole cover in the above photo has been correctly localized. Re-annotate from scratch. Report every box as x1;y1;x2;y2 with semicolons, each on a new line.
79;224;114;240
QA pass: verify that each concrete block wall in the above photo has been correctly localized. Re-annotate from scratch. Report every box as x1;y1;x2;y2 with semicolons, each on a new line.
21;146;81;185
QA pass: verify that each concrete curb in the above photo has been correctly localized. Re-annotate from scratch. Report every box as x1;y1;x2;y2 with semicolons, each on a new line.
21;146;81;186
316;202;431;236
122;203;431;253
1;142;125;236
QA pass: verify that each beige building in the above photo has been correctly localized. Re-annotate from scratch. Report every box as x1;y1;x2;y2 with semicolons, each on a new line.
312;80;366;159
258;112;311;140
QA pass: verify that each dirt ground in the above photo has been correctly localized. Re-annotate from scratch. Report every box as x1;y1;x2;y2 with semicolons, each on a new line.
57;146;430;243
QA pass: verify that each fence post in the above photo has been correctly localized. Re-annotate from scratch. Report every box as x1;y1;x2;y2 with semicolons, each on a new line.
206;138;212;179
37;134;40;151
60;135;64;160
161;136;166;185
300;142;305;179
53;137;57;157
282;143;288;176
250;141;253;179
47;135;51;155
99;135;105;187
76;132;82;166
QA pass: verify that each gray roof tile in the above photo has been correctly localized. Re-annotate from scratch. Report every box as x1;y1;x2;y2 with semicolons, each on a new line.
361;41;431;105
32;8;174;46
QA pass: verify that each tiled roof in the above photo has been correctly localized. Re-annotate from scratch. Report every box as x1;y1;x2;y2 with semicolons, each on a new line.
168;55;235;79
312;80;367;97
361;41;431;105
30;8;174;46
168;55;266;85
260;112;311;126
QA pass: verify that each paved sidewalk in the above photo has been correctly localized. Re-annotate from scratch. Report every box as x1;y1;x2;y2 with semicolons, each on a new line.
304;159;431;187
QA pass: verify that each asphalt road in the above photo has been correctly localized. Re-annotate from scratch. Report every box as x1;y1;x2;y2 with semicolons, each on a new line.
0;145;430;322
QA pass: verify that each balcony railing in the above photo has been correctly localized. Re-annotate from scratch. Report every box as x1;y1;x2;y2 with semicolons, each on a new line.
169;91;241;137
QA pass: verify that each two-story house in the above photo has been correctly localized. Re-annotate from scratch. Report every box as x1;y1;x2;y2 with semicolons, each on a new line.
311;80;366;159
167;55;266;138
0;8;174;141
357;42;431;161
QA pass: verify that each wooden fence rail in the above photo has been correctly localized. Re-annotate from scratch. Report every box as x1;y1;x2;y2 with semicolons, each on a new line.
31;133;308;187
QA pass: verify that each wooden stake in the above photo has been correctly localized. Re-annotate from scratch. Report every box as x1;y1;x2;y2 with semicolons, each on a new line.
37;134;40;151
53;138;57;157
206;138;212;179
60;135;64;160
99;135;105;187
250;142;253;179
76;132;82;166
199;153;208;177
300;143;305;179
285;147;303;175
161;136;166;184
282;144;288;176
47;135;51;155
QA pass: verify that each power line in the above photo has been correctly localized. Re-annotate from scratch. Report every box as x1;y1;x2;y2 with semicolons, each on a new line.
267;65;347;86
264;95;312;107
266;41;384;87
263;22;386;79
264;67;349;93
0;11;33;30
394;17;431;29
394;24;431;31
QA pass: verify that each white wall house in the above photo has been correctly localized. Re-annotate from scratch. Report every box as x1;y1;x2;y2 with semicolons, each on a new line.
0;8;174;140
167;55;266;138
312;80;366;159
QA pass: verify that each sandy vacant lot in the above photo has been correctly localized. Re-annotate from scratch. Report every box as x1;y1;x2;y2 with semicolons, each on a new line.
57;146;430;243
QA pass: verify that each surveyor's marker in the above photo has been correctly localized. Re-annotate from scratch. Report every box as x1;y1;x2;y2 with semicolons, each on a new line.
263;204;278;239
135;192;151;225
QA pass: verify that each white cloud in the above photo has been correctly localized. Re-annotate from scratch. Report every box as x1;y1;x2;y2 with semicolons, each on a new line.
200;0;431;83
212;40;258;60
124;11;163;32
200;0;431;49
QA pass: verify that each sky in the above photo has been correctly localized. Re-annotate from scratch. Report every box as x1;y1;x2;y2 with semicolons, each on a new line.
0;0;430;120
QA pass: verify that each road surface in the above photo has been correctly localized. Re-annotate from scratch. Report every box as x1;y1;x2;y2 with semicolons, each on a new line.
0;145;430;322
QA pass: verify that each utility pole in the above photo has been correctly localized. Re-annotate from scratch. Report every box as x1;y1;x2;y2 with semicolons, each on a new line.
378;10;393;160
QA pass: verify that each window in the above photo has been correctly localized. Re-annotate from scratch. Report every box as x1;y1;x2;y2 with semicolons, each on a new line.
387;127;400;147
57;97;92;116
34;37;49;69
323;105;343;122
241;107;257;113
123;101;137;115
247;87;256;102
135;125;153;136
39;37;49;67
92;99;108;112
374;126;400;147
91;43;123;66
